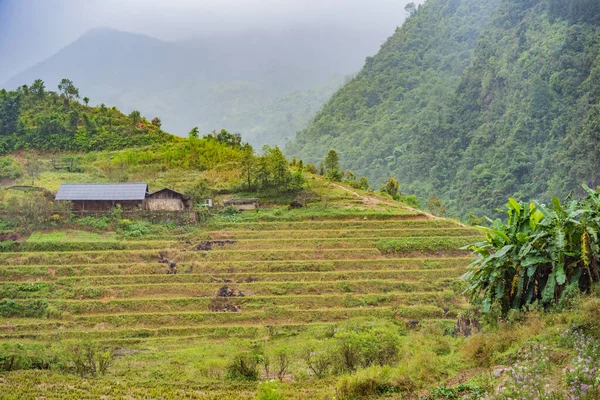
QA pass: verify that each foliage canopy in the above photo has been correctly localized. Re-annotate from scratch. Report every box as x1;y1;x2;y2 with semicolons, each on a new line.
463;185;600;315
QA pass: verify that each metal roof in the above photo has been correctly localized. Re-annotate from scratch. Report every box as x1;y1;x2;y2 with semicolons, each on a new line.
147;188;187;198
55;183;148;201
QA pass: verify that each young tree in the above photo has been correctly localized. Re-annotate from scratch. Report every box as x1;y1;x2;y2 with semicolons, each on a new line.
240;144;255;190
30;79;45;99
57;78;80;103
25;158;43;186
358;177;370;191
189;127;199;139
255;153;271;189
151;117;162;128
129;110;141;127
427;195;447;217
185;178;212;205
381;177;400;198
324;149;342;181
83;97;90;107
269;146;291;189
215;129;242;148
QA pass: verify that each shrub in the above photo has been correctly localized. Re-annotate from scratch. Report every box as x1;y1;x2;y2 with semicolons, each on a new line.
75;216;111;230
420;384;486;400
333;322;401;372
380;177;400;199
0;298;48;318
400;195;420;208
0;157;24;180
336;366;400;399
66;342;114;378
118;219;151;238
0;343;59;372
272;346;293;380
301;343;334;378
220;206;241;216
226;352;260;381
255;381;284;400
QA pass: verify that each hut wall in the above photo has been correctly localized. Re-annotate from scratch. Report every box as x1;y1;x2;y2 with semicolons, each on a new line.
71;200;144;212
145;198;185;211
230;203;257;211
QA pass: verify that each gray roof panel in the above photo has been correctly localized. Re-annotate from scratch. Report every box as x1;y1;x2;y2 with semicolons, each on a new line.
55;183;148;201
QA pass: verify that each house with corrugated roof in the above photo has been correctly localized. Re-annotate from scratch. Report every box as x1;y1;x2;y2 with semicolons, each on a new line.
55;183;149;211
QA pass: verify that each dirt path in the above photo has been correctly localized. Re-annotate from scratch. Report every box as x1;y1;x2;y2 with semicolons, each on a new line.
331;182;441;220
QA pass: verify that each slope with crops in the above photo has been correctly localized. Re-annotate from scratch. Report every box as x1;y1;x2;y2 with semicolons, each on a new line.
0;181;480;398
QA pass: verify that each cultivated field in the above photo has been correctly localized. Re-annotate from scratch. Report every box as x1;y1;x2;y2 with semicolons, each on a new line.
0;192;479;399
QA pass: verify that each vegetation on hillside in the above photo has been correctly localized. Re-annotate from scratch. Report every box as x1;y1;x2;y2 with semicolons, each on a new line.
463;185;600;315
290;0;600;218
0;78;174;153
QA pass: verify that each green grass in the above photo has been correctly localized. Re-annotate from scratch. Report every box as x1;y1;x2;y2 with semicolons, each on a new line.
27;230;117;242
0;202;481;399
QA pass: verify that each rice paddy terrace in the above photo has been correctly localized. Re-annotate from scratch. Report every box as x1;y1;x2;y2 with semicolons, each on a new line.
0;194;481;398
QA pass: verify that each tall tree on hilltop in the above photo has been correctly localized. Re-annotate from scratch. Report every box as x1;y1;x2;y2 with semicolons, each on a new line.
189;127;199;139
57;79;79;103
30;79;45;99
129;110;141;127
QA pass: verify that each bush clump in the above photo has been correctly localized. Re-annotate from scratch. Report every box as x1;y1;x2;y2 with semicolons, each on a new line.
226;352;261;381
0;298;49;318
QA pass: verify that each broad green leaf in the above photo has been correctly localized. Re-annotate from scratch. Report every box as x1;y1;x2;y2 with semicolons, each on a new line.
496;279;505;299
551;197;562;211
529;209;545;231
521;256;551;267
491;245;513;259
508;198;522;215
482;297;492;313
570;268;583;285
476;226;510;243
556;264;567;285
542;271;556;303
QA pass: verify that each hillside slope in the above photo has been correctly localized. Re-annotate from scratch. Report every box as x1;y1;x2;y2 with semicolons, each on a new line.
0;180;480;398
3;26;373;147
0;80;174;153
289;0;600;218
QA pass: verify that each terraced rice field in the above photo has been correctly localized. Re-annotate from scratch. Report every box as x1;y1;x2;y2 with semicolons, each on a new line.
0;206;480;398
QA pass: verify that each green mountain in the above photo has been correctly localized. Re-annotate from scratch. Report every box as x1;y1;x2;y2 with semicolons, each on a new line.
289;0;600;218
0;80;175;153
2;27;369;148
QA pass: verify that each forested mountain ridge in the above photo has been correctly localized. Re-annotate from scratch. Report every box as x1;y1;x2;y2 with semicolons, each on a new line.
0;79;175;153
2;27;366;147
289;0;600;218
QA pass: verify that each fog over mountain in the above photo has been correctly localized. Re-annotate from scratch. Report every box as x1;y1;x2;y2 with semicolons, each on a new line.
0;0;421;145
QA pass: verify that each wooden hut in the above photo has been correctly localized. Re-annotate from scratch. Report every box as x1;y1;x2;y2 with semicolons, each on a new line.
145;188;189;211
55;183;149;211
223;198;259;211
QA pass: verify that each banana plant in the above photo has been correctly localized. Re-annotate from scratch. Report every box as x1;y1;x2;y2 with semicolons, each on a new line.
462;185;600;315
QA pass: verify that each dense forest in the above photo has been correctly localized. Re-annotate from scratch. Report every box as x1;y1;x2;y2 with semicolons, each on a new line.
289;0;600;218
0;79;174;153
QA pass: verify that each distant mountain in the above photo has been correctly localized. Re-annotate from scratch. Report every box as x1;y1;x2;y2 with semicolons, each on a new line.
289;0;600;218
3;25;388;146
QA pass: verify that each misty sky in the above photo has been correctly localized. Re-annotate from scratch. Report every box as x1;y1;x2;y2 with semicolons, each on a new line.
0;0;423;84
